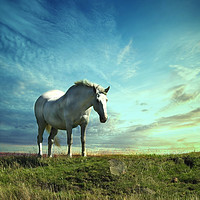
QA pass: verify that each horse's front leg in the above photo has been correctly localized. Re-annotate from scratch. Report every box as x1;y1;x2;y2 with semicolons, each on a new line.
67;128;73;157
81;124;87;157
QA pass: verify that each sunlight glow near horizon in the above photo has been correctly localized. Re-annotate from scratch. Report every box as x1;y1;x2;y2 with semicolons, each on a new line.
0;0;200;154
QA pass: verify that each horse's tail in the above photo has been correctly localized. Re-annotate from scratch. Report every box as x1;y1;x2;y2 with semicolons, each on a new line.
45;124;61;147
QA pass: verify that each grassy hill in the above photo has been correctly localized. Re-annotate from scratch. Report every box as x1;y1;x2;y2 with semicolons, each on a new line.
0;152;199;200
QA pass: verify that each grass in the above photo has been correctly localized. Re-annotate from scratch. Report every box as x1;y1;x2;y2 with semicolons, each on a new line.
0;152;199;199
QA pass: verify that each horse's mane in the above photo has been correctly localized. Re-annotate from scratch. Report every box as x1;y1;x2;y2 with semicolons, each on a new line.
74;79;106;94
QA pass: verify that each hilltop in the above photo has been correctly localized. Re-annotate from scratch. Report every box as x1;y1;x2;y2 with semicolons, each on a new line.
0;152;199;199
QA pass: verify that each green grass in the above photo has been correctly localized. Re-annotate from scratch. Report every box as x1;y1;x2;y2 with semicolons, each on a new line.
0;152;199;200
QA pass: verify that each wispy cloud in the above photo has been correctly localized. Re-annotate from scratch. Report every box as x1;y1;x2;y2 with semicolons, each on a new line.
112;40;141;81
158;83;200;115
117;39;133;65
170;65;200;81
158;107;200;129
112;62;139;81
170;85;199;103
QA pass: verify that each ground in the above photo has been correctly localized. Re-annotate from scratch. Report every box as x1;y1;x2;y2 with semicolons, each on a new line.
0;152;199;200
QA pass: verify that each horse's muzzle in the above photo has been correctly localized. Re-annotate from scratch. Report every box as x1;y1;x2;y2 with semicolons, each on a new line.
100;116;107;123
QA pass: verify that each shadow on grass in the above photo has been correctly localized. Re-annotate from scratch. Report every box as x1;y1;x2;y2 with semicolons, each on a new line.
0;155;48;168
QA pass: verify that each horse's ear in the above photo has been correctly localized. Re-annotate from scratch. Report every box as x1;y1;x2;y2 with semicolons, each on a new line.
93;86;97;94
105;86;110;93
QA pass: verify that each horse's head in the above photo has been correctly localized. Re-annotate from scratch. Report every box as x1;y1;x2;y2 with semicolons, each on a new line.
93;86;110;123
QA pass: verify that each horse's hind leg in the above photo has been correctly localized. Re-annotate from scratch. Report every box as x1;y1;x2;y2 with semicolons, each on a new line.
48;127;58;157
37;123;46;157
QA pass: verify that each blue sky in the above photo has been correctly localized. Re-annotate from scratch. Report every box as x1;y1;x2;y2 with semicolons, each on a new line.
0;0;200;154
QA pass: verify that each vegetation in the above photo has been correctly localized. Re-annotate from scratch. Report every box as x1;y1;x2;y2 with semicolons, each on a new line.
0;152;199;200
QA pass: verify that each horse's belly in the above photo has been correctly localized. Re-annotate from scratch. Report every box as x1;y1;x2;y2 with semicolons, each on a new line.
43;104;66;130
45;115;66;130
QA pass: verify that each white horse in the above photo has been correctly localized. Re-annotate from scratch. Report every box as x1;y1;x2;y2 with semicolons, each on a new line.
34;80;110;157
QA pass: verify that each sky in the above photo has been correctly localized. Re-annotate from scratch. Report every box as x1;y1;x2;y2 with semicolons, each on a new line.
0;0;200;154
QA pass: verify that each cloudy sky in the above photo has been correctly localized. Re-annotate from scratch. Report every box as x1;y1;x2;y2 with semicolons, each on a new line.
0;0;200;154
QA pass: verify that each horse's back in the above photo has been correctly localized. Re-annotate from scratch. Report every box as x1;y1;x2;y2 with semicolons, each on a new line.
34;90;65;123
41;90;65;101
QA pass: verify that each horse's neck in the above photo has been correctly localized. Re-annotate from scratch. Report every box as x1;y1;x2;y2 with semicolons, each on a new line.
65;86;94;111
